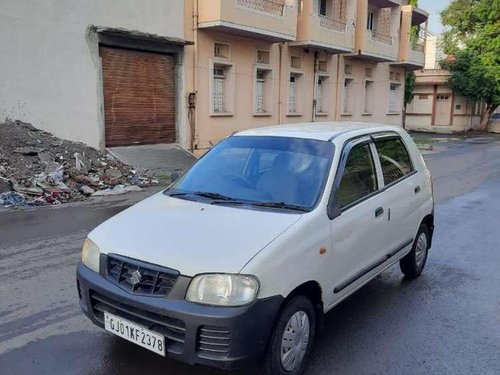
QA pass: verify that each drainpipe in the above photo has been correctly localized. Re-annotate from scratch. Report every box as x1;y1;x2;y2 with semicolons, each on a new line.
334;54;341;120
278;43;284;124
191;0;199;151
312;51;319;122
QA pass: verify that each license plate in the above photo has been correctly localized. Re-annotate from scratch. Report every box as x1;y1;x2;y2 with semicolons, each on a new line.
104;311;165;356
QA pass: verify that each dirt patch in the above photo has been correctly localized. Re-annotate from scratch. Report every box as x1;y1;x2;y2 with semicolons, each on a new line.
0;120;163;206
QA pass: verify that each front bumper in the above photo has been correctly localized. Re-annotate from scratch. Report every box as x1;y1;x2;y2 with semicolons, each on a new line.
76;262;283;370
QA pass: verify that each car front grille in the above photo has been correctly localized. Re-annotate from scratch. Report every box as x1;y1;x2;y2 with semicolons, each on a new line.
90;291;186;354
106;254;179;297
197;326;231;359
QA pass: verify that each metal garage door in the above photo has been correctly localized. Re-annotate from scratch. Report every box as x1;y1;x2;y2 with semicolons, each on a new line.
100;46;176;147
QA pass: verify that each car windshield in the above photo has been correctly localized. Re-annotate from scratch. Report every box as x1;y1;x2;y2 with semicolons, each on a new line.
166;136;335;211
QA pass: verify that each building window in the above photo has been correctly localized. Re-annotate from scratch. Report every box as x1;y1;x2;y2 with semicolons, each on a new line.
254;68;274;115
367;11;375;30
389;83;401;113
318;60;328;73
319;0;327;16
343;78;353;113
288;73;303;114
289;75;297;113
256;50;270;64
213;66;226;113
210;60;235;116
291;56;302;69
256;70;266;112
364;80;373;113
214;43;230;58
316;76;329;115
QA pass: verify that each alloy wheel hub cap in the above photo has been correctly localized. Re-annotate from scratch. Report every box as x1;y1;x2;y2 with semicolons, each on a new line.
280;310;310;371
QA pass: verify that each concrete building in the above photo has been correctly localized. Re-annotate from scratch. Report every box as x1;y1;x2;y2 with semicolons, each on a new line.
0;0;190;150
184;0;429;152
405;32;486;133
405;69;482;132
1;0;429;152
424;33;446;69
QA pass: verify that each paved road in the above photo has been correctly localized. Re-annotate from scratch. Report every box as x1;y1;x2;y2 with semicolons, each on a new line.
1;137;500;375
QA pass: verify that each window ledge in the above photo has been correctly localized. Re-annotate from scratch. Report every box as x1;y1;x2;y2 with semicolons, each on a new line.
210;112;234;117
253;112;273;117
286;112;303;117
315;112;329;117
386;112;401;116
340;112;352;116
361;112;372;116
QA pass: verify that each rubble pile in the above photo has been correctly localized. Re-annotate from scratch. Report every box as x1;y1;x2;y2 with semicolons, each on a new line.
0;120;159;206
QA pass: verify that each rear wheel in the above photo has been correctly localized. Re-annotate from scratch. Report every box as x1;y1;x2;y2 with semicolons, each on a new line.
400;224;430;278
264;296;316;375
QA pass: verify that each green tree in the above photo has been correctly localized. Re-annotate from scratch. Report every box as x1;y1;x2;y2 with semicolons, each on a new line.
440;0;500;130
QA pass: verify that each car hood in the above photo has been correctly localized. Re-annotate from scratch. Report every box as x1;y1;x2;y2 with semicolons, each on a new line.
88;192;302;276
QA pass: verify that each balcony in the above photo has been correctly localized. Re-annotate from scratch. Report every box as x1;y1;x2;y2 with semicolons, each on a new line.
197;0;298;42
353;0;399;62
395;5;428;69
293;0;355;53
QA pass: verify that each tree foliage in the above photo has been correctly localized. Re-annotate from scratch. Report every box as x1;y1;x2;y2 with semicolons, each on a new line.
440;0;500;129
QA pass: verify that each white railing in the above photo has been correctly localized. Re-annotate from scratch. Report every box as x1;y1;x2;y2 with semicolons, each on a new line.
319;15;346;32
237;0;284;16
371;29;393;45
412;42;424;52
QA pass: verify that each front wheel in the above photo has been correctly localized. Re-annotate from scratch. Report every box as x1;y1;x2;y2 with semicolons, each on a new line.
400;224;430;278
264;296;316;375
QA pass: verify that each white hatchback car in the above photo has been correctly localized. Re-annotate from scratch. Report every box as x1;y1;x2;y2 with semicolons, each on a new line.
77;122;434;375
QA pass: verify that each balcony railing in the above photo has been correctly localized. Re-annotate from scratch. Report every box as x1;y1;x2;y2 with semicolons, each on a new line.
412;42;424;52
319;14;347;32
371;29;393;45
237;0;284;16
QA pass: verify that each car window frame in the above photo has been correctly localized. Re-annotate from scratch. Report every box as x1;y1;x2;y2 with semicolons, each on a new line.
370;132;417;189
327;135;381;217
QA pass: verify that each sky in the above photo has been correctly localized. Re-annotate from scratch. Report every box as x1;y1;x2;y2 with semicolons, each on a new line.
418;0;451;35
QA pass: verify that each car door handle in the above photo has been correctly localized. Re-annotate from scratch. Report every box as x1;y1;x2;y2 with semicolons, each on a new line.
375;207;384;217
414;185;421;194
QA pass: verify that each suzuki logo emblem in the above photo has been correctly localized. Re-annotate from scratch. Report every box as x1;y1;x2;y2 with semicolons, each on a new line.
130;270;142;286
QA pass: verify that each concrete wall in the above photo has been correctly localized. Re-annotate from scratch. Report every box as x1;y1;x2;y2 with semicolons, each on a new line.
0;0;185;149
406;82;480;133
337;57;405;126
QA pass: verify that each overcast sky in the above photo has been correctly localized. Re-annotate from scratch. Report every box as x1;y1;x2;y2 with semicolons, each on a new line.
419;0;451;35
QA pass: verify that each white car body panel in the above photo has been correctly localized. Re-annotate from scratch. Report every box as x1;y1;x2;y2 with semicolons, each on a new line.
87;122;434;312
88;193;301;276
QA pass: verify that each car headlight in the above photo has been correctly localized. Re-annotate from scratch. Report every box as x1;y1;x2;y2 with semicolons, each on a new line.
186;274;259;306
82;238;100;273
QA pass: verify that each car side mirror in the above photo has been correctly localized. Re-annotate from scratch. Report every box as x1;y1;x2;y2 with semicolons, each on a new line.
327;189;342;220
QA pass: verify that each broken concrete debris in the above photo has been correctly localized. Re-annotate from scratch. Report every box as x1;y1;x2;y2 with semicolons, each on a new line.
0;120;160;206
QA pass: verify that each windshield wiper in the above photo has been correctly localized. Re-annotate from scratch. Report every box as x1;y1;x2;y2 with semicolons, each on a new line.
167;191;236;201
249;201;310;212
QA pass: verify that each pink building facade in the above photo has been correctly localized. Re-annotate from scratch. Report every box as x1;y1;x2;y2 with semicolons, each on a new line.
184;0;429;153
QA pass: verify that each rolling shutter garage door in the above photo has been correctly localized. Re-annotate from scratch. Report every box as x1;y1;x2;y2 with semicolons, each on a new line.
100;46;176;147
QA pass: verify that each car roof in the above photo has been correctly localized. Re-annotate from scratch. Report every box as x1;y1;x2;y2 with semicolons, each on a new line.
234;122;401;142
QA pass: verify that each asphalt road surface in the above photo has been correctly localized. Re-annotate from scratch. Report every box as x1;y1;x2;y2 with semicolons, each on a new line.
1;136;500;375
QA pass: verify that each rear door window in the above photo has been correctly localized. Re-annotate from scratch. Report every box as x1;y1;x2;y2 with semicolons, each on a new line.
374;137;413;185
336;143;378;209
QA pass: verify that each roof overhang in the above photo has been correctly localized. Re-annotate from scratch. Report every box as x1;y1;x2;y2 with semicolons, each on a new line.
411;7;428;26
94;27;193;54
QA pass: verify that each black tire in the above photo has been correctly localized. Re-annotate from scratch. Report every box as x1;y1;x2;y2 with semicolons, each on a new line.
263;296;316;375
400;223;430;279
